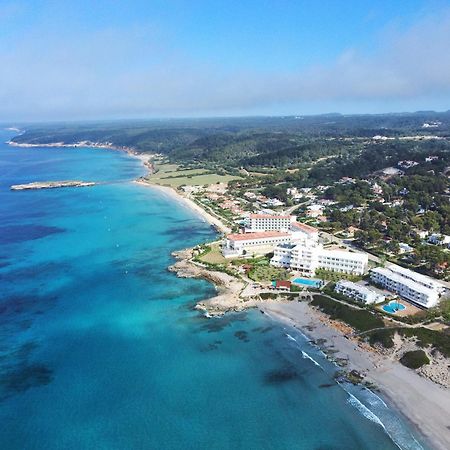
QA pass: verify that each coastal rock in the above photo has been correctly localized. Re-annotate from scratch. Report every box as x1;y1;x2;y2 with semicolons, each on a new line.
11;180;96;191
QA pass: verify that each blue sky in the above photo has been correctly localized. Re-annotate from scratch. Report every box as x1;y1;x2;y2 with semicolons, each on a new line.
1;0;450;121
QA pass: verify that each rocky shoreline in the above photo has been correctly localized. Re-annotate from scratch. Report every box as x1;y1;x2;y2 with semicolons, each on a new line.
11;180;96;190
7;139;134;152
169;248;252;316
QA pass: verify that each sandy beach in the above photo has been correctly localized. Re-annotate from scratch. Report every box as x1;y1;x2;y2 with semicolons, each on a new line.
135;180;231;234
260;301;450;450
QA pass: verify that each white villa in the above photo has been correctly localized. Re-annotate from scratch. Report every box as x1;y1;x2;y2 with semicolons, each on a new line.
335;280;385;305
370;265;445;308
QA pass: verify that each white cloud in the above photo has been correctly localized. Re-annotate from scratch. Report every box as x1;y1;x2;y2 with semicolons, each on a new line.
1;9;450;121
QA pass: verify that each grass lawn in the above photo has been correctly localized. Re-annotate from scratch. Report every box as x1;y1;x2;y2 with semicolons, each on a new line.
147;163;241;187
249;265;289;282
198;243;227;264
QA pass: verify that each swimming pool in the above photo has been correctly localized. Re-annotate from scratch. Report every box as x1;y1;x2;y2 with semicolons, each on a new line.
383;300;406;314
292;277;321;288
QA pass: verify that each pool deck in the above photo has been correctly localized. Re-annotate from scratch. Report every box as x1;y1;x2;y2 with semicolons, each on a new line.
377;300;423;317
291;276;322;287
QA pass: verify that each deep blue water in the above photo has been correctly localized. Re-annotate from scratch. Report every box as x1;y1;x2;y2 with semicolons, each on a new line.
0;130;426;449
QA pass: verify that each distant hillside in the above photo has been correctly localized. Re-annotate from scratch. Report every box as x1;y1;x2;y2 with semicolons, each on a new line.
9;111;450;174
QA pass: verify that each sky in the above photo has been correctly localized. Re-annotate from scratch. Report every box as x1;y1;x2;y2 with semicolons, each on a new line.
1;0;450;121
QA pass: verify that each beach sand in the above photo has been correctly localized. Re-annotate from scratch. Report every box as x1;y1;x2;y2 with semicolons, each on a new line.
260;301;450;450
135;181;231;234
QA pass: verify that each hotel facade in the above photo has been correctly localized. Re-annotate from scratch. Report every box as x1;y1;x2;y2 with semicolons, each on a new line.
270;241;368;276
370;265;445;308
244;214;293;232
335;280;385;304
223;232;292;258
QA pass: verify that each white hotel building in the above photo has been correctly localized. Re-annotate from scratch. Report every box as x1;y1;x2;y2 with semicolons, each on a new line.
370;265;445;308
244;214;293;232
224;214;366;275
335;280;385;305
223;214;321;258
270;240;368;276
223;232;292;258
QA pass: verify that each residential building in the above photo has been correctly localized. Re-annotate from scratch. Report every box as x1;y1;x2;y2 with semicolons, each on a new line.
370;266;444;308
399;243;414;254
371;182;383;195
265;198;285;207
306;204;324;218
414;229;429;239
398;160;418;169
335;280;385;304
381;167;404;177
271;241;368;276
428;234;450;246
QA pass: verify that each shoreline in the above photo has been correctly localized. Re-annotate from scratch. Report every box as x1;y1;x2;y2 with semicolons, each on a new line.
259;302;450;450
169;246;450;450
8;136;449;449
135;180;232;234
6;137;228;233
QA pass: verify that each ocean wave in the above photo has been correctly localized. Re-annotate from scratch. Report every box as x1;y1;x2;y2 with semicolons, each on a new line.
364;389;388;409
284;329;422;449
347;393;385;428
285;333;323;369
285;333;297;342
346;391;424;450
301;350;322;368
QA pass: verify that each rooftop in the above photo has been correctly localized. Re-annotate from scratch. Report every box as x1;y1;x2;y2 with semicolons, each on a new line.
336;280;381;297
249;214;291;219
386;264;445;289
291;222;318;234
227;231;290;241
371;267;438;296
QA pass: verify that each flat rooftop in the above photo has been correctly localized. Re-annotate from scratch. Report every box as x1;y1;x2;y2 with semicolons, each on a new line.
227;231;290;241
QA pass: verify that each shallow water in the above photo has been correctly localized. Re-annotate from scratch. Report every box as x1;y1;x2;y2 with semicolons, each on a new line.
0;130;426;449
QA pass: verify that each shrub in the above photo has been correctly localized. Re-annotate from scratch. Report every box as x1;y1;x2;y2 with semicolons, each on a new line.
368;329;395;348
366;327;450;357
399;350;430;369
311;295;384;332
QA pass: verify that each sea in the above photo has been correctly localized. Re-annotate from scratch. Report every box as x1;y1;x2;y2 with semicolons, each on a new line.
0;129;428;450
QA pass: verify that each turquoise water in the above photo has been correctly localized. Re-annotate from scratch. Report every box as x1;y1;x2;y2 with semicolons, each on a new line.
292;277;321;288
383;301;407;314
0;130;426;449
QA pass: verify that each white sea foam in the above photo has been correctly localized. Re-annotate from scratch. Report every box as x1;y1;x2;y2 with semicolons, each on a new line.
285;333;323;368
285;333;297;342
301;350;322;368
365;389;388;409
347;393;385;428
283;323;421;449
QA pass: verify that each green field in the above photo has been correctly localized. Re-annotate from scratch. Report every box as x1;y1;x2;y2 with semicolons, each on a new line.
198;243;227;264
147;163;241;187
